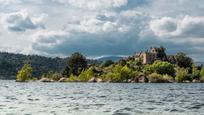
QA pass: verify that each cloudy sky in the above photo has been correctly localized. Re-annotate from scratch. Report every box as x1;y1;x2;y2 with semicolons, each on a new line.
0;0;204;61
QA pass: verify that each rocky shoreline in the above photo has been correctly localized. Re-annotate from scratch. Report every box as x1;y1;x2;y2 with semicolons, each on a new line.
37;77;203;83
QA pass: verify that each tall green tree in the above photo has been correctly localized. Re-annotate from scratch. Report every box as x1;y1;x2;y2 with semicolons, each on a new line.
62;66;70;77
167;55;176;64
78;67;94;82
16;64;33;82
68;52;87;76
120;65;135;82
157;46;167;60
175;68;190;82
192;65;200;80
200;65;204;81
174;52;193;68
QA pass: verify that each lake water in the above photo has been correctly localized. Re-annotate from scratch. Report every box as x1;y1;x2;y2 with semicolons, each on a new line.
0;80;204;115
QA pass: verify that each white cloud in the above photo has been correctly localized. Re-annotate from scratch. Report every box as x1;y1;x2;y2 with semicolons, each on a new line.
150;16;204;38
143;0;204;17
63;10;146;34
29;8;148;56
0;0;21;5
0;9;45;32
79;17;103;33
178;16;204;37
32;30;68;49
120;10;144;17
0;0;204;61
150;17;178;37
102;21;117;32
61;0;128;10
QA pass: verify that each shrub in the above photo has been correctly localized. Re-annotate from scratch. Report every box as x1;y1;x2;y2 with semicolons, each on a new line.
44;71;54;79
104;65;136;82
151;60;175;76
51;72;62;81
144;64;154;74
127;59;143;71
120;65;136;82
200;65;204;81
175;68;190;82
67;74;78;82
16;64;33;82
104;65;123;82
148;73;164;83
163;74;174;82
105;72;120;82
192;65;200;80
78;67;94;82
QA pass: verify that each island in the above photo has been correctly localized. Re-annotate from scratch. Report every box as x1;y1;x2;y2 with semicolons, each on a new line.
13;46;204;83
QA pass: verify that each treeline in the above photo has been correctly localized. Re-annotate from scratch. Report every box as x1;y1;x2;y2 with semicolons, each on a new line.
16;52;204;83
0;52;66;79
0;52;99;80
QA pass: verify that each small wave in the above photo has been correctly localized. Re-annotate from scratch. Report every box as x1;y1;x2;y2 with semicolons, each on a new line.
113;112;131;115
27;98;40;101
188;103;204;109
170;109;185;113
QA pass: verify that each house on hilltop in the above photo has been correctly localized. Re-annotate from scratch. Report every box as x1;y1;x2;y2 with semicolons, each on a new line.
136;46;167;64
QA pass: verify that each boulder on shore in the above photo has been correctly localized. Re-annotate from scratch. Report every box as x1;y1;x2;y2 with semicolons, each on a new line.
88;77;103;83
131;74;148;83
58;77;67;82
88;77;96;82
138;76;148;83
192;79;201;83
96;78;103;82
39;78;54;82
183;80;191;83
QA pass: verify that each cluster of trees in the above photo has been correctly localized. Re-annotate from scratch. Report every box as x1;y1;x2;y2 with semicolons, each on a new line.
16;51;204;83
63;52;87;76
16;64;34;82
0;52;67;79
0;52;98;80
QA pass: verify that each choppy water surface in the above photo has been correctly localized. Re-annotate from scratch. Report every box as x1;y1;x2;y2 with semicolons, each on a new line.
0;81;204;115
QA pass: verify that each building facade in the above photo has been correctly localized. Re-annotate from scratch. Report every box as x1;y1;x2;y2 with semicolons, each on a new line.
136;47;164;64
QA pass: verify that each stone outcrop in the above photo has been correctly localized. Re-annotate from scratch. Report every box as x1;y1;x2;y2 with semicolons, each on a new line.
88;77;103;83
192;79;201;83
138;76;148;83
39;78;54;82
58;77;67;82
131;74;148;83
183;80;191;83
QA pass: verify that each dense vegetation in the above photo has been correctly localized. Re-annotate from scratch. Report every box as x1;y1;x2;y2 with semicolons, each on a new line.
15;49;204;83
0;52;67;79
16;64;34;82
0;52;98;80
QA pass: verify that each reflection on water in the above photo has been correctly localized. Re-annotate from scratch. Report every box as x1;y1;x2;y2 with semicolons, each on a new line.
0;80;204;115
